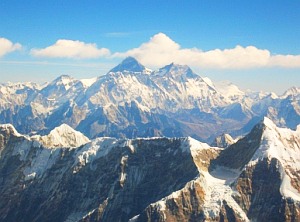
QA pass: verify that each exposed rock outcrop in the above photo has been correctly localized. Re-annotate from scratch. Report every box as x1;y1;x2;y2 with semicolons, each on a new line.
211;133;236;148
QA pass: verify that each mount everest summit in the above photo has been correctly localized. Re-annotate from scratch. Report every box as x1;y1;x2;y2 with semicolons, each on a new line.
0;56;299;142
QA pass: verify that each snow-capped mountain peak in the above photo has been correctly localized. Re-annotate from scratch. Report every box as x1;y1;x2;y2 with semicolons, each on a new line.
154;63;198;80
109;56;148;73
202;77;216;90
251;117;300;163
50;75;77;90
32;124;90;148
248;117;300;201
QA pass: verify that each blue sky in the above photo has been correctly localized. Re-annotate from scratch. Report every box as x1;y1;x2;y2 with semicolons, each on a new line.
0;0;299;94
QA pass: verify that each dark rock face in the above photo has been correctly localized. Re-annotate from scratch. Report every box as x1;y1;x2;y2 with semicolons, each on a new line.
85;139;199;222
233;158;300;222
211;123;264;170
0;129;202;222
234;158;284;221
136;180;206;222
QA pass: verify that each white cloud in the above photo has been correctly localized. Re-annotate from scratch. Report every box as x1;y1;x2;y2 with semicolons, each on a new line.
31;39;110;59
114;33;300;69
268;55;300;68
0;37;22;57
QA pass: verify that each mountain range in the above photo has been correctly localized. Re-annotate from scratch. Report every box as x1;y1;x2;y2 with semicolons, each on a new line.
0;57;299;142
0;117;299;221
1;58;300;221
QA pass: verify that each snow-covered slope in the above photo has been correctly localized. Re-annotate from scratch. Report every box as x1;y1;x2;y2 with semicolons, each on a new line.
214;80;245;102
83;60;227;113
0;82;39;110
151;63;227;112
79;77;97;87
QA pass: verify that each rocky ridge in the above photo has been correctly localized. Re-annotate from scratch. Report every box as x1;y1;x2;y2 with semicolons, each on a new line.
0;118;300;221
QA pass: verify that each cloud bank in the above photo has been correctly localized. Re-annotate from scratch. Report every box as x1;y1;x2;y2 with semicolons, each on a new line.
31;39;110;59
114;33;300;69
3;33;300;69
0;37;22;57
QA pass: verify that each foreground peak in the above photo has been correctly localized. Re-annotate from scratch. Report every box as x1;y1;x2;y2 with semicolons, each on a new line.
32;124;90;148
109;57;147;73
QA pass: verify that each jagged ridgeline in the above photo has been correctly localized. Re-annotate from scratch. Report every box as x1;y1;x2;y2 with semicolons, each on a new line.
0;57;299;142
0;117;300;221
0;57;300;221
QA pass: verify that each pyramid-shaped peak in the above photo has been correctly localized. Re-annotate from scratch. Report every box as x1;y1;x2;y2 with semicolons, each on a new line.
32;124;90;148
50;75;76;87
50;123;77;134
109;57;146;73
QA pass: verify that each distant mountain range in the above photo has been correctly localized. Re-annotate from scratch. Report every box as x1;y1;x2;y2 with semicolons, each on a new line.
0;117;299;221
0;57;299;142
